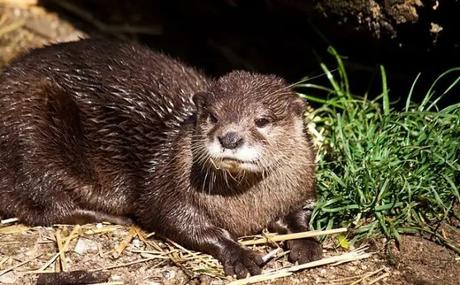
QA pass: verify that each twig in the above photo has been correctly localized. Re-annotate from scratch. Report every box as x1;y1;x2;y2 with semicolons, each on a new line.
91;281;125;285
0;255;41;277
131;249;178;257
240;228;347;246
333;274;373;284
368;272;390;285
164;238;210;277
0;224;29;234
348;267;385;285
113;226;137;258
0;217;18;224
230;270;292;285
0;257;9;269
37;253;60;272
228;247;372;285
90;257;165;272
55;230;66;272
261;248;282;263
318;274;362;283
63;225;80;250
286;246;371;272
136;230;163;252
83;225;121;235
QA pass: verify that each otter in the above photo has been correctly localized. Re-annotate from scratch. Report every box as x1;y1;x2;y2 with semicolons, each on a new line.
0;39;322;278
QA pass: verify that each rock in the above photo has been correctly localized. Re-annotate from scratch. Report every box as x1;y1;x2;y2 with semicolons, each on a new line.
162;269;176;280
74;238;99;255
132;238;142;249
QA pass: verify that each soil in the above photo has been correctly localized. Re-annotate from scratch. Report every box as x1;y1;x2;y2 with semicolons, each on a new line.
0;1;459;285
0;223;459;285
389;235;460;285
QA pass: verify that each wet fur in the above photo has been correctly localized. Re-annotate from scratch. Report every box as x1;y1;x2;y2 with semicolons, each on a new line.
0;39;321;278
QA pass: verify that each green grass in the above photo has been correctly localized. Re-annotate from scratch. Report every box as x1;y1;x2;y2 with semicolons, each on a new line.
297;47;460;252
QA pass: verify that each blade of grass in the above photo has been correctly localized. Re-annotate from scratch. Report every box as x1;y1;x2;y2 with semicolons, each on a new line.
379;65;389;116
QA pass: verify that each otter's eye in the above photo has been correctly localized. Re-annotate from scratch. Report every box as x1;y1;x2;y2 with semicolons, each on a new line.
255;118;270;128
208;112;218;124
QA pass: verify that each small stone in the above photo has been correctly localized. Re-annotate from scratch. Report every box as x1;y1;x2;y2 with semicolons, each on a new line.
132;238;141;248
162;269;176;280
74;238;99;255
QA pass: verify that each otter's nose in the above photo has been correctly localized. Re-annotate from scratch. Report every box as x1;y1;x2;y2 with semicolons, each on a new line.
218;132;244;149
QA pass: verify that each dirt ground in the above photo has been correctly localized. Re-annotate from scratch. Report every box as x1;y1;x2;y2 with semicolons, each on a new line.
0;1;459;285
0;223;459;285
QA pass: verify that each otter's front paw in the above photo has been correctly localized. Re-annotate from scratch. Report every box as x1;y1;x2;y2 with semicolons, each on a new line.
287;238;323;264
221;246;264;279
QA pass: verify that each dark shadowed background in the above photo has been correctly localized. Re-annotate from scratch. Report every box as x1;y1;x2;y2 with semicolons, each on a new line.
36;0;460;106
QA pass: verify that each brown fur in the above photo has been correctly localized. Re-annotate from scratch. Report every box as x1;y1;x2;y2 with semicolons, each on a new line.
0;39;321;278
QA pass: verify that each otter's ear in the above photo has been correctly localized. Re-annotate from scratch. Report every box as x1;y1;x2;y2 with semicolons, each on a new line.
193;92;212;110
290;97;306;116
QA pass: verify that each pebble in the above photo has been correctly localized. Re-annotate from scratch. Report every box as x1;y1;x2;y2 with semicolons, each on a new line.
132;238;142;248
74;238;99;254
162;269;176;280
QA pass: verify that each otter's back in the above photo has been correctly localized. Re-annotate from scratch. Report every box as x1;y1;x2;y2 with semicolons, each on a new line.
0;39;210;217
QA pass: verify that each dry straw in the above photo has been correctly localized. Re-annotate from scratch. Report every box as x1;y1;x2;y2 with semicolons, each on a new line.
228;246;372;285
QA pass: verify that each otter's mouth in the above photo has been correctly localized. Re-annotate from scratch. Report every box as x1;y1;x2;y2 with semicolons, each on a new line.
204;141;263;172
220;157;258;164
211;157;261;173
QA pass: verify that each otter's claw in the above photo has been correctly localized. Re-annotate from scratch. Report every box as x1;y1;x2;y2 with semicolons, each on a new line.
287;238;323;264
221;247;264;279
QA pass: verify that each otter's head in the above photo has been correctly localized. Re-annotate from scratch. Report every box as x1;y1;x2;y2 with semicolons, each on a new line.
192;71;307;174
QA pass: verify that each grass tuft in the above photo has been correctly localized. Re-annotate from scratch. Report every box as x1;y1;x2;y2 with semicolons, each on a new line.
298;48;460;250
